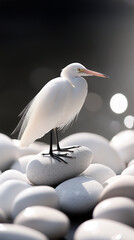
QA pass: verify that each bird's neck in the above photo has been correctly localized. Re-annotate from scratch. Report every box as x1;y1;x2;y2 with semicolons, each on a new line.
71;76;87;89
60;70;77;80
61;72;76;87
67;77;88;94
61;72;87;89
66;77;76;88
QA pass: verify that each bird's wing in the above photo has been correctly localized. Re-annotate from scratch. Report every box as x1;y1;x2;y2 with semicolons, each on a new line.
18;78;73;146
12;98;35;138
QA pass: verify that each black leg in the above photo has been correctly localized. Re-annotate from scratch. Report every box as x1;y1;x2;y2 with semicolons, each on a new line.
42;129;68;164
54;128;61;151
49;129;53;155
54;128;80;152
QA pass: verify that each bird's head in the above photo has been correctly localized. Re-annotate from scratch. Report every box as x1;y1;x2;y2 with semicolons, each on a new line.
61;63;108;79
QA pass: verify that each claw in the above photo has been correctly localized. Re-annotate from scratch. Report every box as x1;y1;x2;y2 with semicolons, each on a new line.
42;152;67;164
54;145;81;153
51;153;68;164
42;145;79;164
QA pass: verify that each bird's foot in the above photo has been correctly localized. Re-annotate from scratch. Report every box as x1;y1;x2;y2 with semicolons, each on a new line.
42;152;68;164
54;145;81;153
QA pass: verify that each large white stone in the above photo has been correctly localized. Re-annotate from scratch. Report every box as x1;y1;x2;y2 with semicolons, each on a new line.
0;170;30;185
56;176;103;214
12;186;59;218
0;134;18;171
81;163;116;185
0;180;31;218
26;146;92;186
74;219;134;240
110;130;134;164
0;224;47;240
12;139;49;157
128;159;134;166
100;175;134;201
103;175;121;188
121;165;134;176
14;206;70;239
93;197;134;227
11;155;35;173
60;132;125;174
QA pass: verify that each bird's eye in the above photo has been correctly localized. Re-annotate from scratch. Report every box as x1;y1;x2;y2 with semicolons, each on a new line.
77;68;81;72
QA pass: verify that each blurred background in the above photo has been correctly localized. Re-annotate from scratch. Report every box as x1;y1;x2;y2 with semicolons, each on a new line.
0;0;134;143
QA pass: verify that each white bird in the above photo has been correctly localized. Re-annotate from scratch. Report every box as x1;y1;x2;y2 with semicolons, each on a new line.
14;63;108;163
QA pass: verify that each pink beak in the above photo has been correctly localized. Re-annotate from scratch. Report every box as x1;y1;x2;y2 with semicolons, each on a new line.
83;68;109;78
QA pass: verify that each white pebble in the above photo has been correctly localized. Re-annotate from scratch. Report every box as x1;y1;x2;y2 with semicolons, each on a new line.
0;224;48;240
12;186;59;218
110;130;134;164
12;139;49;157
60;132;125;174
0;180;31;218
0;170;30;185
93;197;134;227
128;159;134;166
11;155;35;173
81;163;116;185
0;133;18;171
100;175;134;201
26;146;92;186
56;176;103;214
121;165;134;176
103;175;121;188
74;219;134;240
14;206;70;239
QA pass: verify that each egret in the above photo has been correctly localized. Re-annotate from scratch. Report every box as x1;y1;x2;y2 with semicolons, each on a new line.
14;63;108;163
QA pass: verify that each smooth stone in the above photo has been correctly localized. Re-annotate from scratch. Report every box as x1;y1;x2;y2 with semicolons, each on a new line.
11;155;35;173
0;170;31;185
0;180;31;218
14;206;70;239
0;224;48;240
56;176;103;214
110;130;134;164
103;175;121;188
0;133;18;171
12;139;49;157
0;208;7;223
74;219;134;240
93;197;134;227
81;163;116;185
100;175;134;201
60;132;125;174
128;159;134;166
121;165;134;176
26;146;92;186
12;186;59;218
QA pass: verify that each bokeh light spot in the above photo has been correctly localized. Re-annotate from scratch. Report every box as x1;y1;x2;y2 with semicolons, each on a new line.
110;93;128;114
124;115;134;128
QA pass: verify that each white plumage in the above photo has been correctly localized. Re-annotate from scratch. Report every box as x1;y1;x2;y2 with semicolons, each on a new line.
14;63;107;158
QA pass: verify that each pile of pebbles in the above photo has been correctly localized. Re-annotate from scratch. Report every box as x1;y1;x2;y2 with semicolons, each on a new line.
0;130;134;239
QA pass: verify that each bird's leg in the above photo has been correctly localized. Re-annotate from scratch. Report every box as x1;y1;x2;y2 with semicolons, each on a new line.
42;130;68;164
54;128;80;153
54;128;65;151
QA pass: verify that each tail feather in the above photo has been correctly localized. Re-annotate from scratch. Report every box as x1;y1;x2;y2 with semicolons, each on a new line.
12;98;34;139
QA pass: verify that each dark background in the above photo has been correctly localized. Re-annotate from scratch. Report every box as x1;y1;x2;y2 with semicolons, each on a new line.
0;0;134;143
